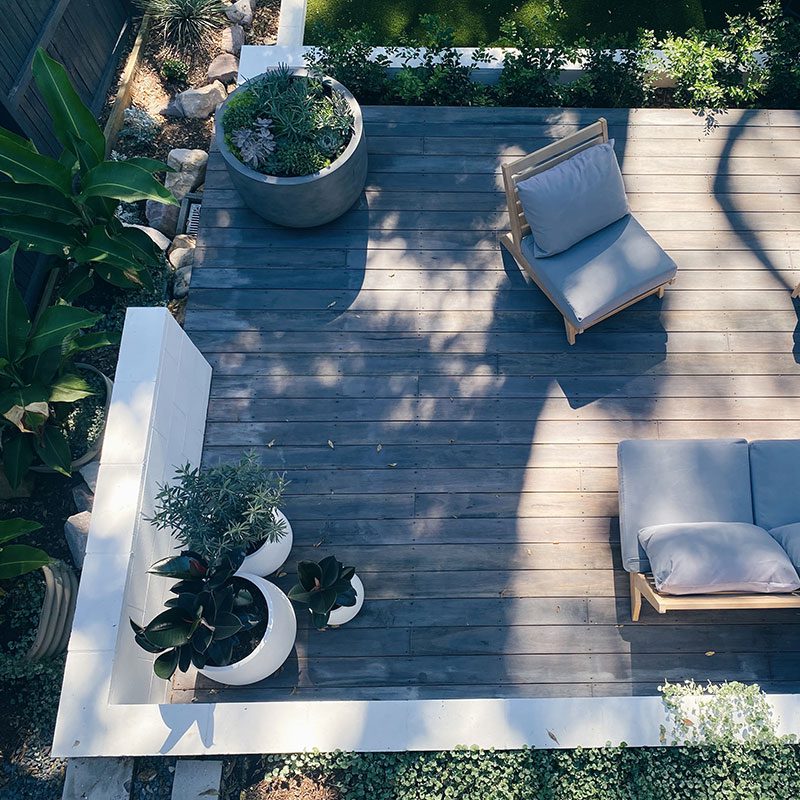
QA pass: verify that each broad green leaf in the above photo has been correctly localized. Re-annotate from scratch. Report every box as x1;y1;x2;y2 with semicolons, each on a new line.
0;184;81;223
210;611;243;641
124;157;173;174
2;431;36;489
0;243;30;362
0;543;50;579
149;554;207;579
32;49;105;167
143;608;195;648
90;262;142;289
116;226;161;267
68;330;121;354
22;347;61;385
153;648;180;680
80;161;178;205
57;264;94;303
49;373;92;403
33;424;72;475
0;125;38;153
0;128;71;193
24;304;101;358
0;214;78;257
0;518;42;544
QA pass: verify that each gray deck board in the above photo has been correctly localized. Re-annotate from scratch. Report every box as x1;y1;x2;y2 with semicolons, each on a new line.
182;106;800;703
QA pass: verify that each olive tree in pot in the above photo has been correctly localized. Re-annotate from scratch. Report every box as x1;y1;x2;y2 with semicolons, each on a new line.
289;555;364;629
216;66;367;228
150;452;292;577
131;549;296;685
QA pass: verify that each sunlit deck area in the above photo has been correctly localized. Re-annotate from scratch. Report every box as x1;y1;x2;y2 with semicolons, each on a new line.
179;106;800;703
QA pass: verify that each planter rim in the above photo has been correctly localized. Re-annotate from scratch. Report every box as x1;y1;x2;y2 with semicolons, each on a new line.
215;68;364;188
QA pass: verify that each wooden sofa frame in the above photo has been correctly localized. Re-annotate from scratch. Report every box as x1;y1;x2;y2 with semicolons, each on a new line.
500;118;675;345
629;572;800;621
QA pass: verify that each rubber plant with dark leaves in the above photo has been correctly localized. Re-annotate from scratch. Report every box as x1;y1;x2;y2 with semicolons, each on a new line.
0;48;177;301
288;555;357;629
131;548;264;680
0;243;116;487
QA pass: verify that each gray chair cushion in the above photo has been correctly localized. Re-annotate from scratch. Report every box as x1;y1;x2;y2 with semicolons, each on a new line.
520;215;677;329
638;521;800;595
769;523;800;570
618;438;754;574
517;140;629;257
749;440;800;531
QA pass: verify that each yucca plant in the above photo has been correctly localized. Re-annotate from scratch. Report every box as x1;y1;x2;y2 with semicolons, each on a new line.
139;0;228;50
0;49;177;299
131;548;264;680
288;555;357;629
0;518;48;587
0;244;116;487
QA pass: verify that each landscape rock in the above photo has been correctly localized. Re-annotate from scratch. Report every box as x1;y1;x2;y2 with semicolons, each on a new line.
72;482;94;513
169;233;196;255
145;199;180;237
79;459;100;493
172;264;194;299
225;0;253;27
164;81;226;119
168;246;195;272
122;222;171;251
165;148;208;201
221;24;245;55
64;511;92;569
63;758;134;800
171;759;223;800
207;53;239;84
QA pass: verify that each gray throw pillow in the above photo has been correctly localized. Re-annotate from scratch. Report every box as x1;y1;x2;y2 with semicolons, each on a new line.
516;140;629;258
769;522;800;570
638;521;800;595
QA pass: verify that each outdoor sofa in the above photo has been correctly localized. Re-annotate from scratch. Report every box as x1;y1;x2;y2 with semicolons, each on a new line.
618;438;800;621
500;118;677;344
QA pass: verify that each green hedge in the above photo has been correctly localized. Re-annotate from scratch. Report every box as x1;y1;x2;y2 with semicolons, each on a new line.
248;746;800;800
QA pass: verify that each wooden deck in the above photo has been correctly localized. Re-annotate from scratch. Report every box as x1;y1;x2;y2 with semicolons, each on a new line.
180;106;800;703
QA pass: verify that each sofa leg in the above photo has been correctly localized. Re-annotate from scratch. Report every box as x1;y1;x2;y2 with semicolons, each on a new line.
630;573;642;622
564;318;577;346
657;285;666;299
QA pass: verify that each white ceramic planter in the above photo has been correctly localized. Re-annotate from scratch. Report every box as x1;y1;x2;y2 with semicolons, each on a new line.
238;509;293;577
198;573;296;686
327;573;364;627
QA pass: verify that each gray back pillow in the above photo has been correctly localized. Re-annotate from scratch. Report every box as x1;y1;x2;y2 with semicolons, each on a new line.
638;521;800;595
517;140;629;258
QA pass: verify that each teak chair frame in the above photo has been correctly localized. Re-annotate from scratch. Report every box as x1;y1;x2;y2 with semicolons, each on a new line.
499;118;674;345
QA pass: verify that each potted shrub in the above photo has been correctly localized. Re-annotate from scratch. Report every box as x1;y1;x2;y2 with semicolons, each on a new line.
150;452;292;577
131;549;296;685
215;66;367;228
288;555;364;629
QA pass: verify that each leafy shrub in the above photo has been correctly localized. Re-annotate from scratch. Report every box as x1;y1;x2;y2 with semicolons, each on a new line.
138;0;227;50
760;0;800;109
160;56;190;83
566;32;656;108
288;556;357;628
149;451;288;562
117;105;162;151
223;67;354;177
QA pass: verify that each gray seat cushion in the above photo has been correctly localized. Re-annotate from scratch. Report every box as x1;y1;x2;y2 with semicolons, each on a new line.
769;523;800;570
516;140;629;258
749;440;800;531
618;438;754;574
520;214;677;330
639;521;800;595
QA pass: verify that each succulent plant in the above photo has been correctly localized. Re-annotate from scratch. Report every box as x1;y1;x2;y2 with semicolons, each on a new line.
230;118;276;170
130;548;264;680
288;555;357;629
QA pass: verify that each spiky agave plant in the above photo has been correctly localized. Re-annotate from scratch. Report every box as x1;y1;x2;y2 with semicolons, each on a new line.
138;0;227;49
288;555;356;629
131;548;264;680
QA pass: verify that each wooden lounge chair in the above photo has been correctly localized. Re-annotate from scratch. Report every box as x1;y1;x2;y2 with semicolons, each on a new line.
500;118;677;344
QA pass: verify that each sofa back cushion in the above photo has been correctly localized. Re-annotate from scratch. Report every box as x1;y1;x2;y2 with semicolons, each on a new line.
639;521;800;595
516;141;629;258
749;440;800;531
617;438;754;574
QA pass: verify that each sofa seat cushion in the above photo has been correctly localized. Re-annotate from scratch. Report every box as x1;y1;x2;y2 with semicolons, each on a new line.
769;522;800;570
520;214;677;330
639;522;800;595
618;438;754;574
749;440;800;531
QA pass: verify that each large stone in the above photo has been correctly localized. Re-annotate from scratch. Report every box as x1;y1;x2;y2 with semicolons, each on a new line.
166;81;227;119
64;511;92;569
207;53;239;84
63;757;134;800
122;222;171;251
165;148;208;201
225;0;253;27
146;199;180;237
171;759;222;800
221;24;245;55
168;245;195;272
78;459;100;493
169;234;196;255
72;483;94;513
172;261;194;299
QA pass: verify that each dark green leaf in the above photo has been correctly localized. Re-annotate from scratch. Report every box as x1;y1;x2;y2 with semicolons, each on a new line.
0;543;50;579
80;161;178;205
297;560;323;591
24;304;101;358
133;630;164;654
22;347;61;385
0;128;72;193
34;424;72;475
153;648;180;680
68;331;121;353
211;611;244;641
2;431;36;489
311;611;329;629
0;243;30;362
206;637;234;666
49;373;93;403
0;183;81;223
58;264;94;303
0;517;42;544
0;214;78;257
150;554;208;579
143;607;195;648
124;157;173;174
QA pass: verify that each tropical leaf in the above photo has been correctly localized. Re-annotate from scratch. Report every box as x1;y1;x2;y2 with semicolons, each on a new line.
0;518;42;544
0;129;71;193
72;226;152;286
0;543;50;579
67;330;121;354
153;648;180;680
0;184;81;223
124;157;173;174
116;225;161;267
24;304;102;358
0;244;30;362
22;347;61;385
57;264;94;303
210;611;243;641
80;161;178;205
143;607;196;648
2;431;36;489
34;424;72;475
49;373;93;403
32;48;105;167
0;214;78;257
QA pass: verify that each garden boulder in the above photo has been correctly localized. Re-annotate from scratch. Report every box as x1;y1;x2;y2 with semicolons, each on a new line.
225;0;253;27
165;148;208;200
221;24;245;55
208;53;239;84
64;511;92;569
145;199;180;237
165;81;226;119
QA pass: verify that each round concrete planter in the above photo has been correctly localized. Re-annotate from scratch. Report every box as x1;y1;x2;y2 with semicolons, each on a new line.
238;509;293;577
198;574;296;686
327;573;364;627
215;70;367;228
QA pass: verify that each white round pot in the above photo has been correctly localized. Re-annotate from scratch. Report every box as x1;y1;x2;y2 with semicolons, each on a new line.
238;509;293;577
327;573;364;627
198;573;296;686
